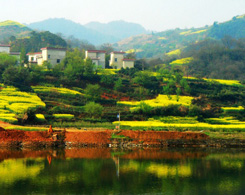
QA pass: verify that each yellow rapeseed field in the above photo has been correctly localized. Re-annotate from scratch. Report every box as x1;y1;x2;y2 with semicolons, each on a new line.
221;106;244;112
166;49;181;56
53;114;74;119
204;78;242;86
118;95;193;108
170;57;193;66
97;69;119;75
0;86;46;123
180;29;207;36
114;120;245;129
0;86;46;112
32;86;82;95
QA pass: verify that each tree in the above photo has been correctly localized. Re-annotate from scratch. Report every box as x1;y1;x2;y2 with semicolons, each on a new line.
84;102;103;118
133;71;152;87
20;47;28;66
84;84;102;100
84;58;95;77
66;35;95;50
43;61;52;70
114;78;123;92
138;102;152;114
176;87;181;102
2;66;32;91
62;49;85;80
0;53;17;81
99;43;114;54
101;75;114;86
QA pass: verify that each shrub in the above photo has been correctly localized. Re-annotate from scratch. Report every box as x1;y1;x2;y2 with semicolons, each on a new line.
84;102;103;119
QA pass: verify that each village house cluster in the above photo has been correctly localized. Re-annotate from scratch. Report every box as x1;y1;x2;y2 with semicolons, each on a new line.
85;50;135;69
1;44;134;69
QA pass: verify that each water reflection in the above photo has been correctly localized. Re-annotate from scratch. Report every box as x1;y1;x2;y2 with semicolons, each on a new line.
0;148;244;195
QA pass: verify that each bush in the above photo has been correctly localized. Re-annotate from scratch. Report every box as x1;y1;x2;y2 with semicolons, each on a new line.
84;84;101;100
134;102;152;114
84;102;103;118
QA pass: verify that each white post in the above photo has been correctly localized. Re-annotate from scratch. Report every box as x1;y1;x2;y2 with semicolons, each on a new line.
118;112;120;132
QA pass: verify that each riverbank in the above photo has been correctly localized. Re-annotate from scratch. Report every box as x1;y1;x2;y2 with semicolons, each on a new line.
0;127;244;149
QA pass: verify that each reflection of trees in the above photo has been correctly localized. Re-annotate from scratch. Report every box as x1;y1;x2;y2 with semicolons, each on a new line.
0;150;244;194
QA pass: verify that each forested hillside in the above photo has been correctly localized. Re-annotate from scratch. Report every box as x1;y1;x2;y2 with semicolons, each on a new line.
116;14;245;58
178;37;245;81
10;31;67;52
0;49;244;132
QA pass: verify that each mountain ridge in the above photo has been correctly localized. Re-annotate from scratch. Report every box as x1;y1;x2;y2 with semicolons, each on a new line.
114;14;245;58
28;18;149;45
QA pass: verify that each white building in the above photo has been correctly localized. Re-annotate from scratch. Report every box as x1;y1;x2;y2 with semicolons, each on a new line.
26;52;42;64
0;44;11;53
109;51;135;69
39;47;66;66
27;47;66;67
85;50;106;69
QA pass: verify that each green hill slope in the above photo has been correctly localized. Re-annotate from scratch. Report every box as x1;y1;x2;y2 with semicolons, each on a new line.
0;20;32;41
115;14;245;58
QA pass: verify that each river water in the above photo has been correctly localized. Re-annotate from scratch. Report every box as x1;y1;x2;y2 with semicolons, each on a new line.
0;148;244;195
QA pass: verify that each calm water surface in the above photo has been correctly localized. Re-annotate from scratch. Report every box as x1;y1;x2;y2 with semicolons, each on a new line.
0;148;244;195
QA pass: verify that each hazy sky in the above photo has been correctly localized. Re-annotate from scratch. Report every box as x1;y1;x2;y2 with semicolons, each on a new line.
1;0;245;31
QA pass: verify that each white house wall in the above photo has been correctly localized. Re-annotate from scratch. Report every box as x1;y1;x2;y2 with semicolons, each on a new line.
123;61;134;68
0;46;10;54
110;53;124;69
42;49;66;67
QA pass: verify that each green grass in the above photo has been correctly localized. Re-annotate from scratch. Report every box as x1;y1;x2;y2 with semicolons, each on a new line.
51;121;114;129
205;117;245;124
111;133;128;139
5;126;47;131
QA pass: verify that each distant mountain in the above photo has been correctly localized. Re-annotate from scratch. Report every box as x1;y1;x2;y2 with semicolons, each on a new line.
28;18;118;45
85;20;148;40
0;20;32;42
115;14;245;58
28;18;149;45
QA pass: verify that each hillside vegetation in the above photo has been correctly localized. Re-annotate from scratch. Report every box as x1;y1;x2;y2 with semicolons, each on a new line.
0;49;244;133
0;20;32;42
0;16;245;135
116;14;245;58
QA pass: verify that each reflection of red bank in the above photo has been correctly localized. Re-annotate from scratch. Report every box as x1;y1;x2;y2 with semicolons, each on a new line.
48;125;53;133
47;155;52;165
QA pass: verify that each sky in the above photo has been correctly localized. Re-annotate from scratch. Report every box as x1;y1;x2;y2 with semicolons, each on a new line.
1;0;245;31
